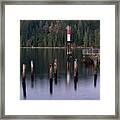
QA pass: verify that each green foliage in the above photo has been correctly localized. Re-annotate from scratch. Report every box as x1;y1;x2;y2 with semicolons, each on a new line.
20;20;100;47
83;31;88;47
94;30;100;47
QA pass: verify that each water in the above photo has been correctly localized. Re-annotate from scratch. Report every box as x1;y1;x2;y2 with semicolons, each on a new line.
20;48;100;100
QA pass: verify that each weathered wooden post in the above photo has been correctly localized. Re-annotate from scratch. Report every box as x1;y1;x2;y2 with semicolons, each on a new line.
31;60;34;88
49;64;53;94
54;59;57;85
22;64;26;99
74;59;78;90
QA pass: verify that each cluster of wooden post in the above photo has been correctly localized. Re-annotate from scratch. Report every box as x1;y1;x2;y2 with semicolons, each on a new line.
22;57;98;98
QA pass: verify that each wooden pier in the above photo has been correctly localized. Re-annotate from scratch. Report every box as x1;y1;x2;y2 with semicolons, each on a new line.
81;47;100;56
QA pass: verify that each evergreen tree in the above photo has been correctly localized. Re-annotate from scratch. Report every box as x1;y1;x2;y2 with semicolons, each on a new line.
20;20;100;47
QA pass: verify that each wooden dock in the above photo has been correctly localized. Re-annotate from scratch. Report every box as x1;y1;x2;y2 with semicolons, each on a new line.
81;47;100;56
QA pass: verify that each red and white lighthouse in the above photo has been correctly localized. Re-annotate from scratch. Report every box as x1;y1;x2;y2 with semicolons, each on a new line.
66;25;72;55
66;25;71;42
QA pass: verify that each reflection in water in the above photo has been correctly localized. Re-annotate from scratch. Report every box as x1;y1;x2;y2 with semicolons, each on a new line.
22;80;26;99
66;46;73;85
67;54;73;62
31;72;34;88
67;61;70;84
50;78;53;95
74;77;78;91
93;59;98;87
49;64;53;94
20;48;100;100
67;43;72;55
94;72;97;87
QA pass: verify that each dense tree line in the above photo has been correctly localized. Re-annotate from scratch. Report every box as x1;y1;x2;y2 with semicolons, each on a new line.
20;20;100;47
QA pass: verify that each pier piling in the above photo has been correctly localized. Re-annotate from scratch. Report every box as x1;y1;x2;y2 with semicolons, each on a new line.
74;59;78;90
31;60;34;88
22;64;26;99
54;59;57;85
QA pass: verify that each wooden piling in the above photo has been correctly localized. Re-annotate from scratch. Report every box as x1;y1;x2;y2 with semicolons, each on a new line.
22;64;26;99
74;59;78;90
31;60;34;88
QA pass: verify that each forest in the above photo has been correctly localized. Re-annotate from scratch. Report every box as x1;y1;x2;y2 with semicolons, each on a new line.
20;20;100;47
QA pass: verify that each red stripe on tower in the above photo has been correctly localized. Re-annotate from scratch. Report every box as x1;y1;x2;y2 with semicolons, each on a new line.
67;25;71;34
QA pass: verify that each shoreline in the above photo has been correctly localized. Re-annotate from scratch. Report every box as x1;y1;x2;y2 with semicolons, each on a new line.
21;47;66;49
20;47;100;49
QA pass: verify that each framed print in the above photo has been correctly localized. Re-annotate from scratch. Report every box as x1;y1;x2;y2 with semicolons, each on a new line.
0;0;119;119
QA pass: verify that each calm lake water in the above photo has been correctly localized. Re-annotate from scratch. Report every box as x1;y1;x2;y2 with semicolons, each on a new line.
20;48;100;100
